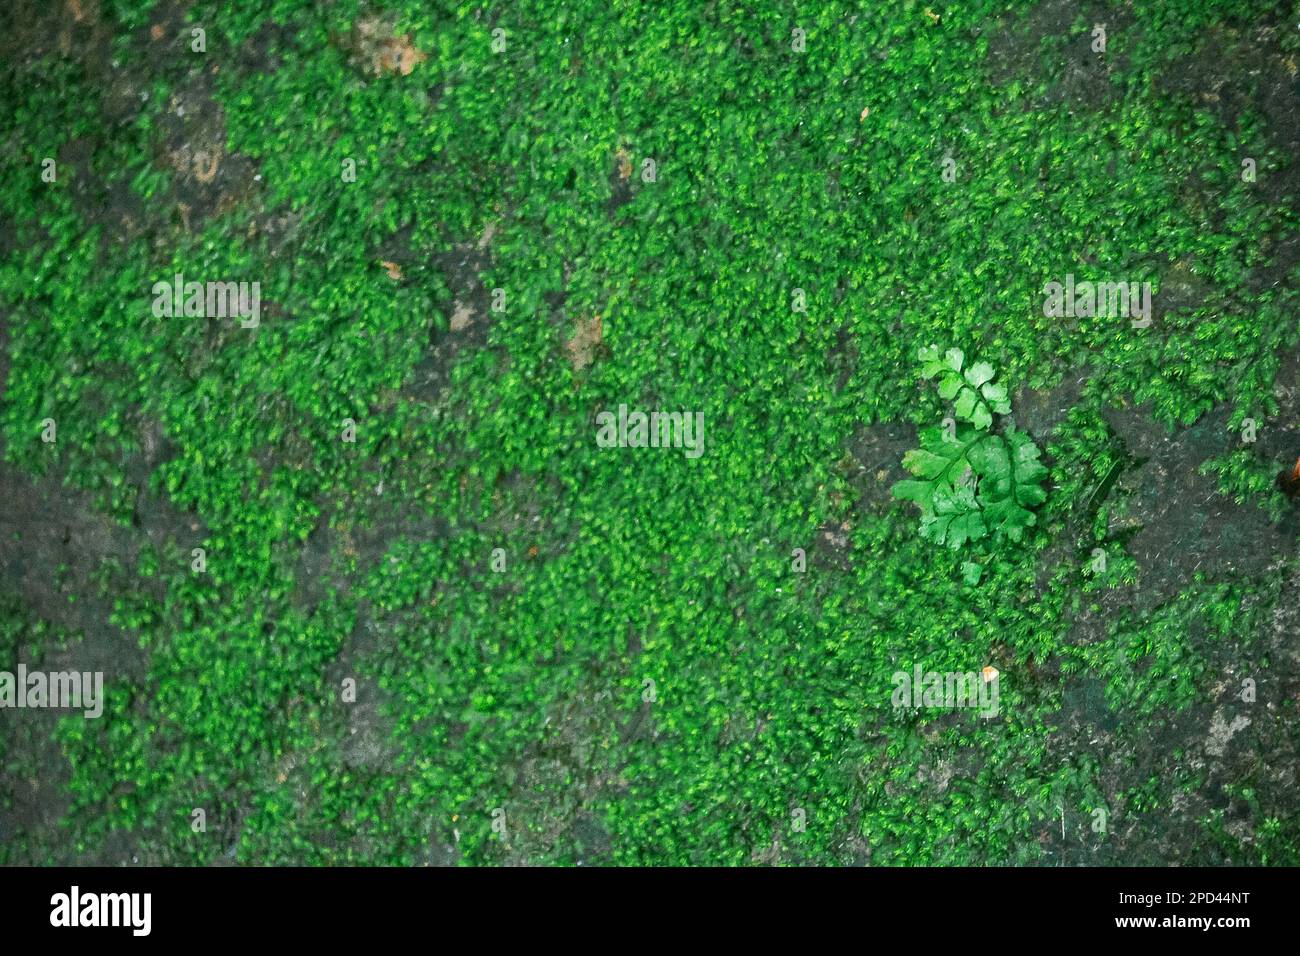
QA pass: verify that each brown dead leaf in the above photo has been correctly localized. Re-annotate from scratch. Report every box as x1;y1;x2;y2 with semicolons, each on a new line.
449;299;473;331
380;260;403;280
352;17;428;76
379;35;427;75
150;23;164;41
859;106;870;122
565;314;603;371
615;147;633;181
193;149;220;184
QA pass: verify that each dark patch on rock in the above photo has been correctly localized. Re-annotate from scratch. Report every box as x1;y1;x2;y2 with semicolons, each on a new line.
154;76;261;234
607;153;635;220
987;0;1129;111
337;677;398;771
842;420;917;515
0;307;9;404
0;459;203;681
234;19;301;76
57;136;147;247
570;811;613;864
405;228;496;403
1102;403;1295;609
1055;674;1117;734
813;518;854;572
1259;346;1300;483
1014;366;1091;444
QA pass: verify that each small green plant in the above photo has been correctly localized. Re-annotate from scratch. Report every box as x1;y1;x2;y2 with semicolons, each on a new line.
892;346;1048;550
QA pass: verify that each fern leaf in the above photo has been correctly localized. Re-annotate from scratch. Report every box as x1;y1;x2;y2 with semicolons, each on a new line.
971;426;1049;541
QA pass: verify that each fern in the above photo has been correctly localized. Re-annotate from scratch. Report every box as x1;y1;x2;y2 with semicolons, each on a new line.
919;345;1012;430
893;347;1048;549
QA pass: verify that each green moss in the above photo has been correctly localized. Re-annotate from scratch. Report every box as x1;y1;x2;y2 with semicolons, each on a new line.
1;0;1297;865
